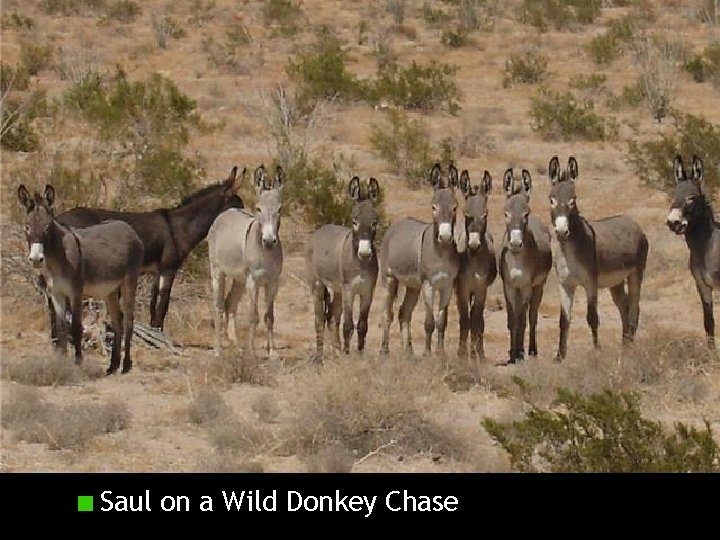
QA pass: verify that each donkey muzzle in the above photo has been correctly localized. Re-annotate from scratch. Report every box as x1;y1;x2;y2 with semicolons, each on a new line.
509;229;523;252
467;232;481;250
666;209;687;235
553;216;570;240
261;224;278;247
357;239;373;260
437;222;453;244
28;242;45;268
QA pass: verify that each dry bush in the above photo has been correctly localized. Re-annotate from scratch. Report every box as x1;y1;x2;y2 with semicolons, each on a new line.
251;393;280;423
632;35;682;122
3;355;104;386
284;356;467;461
2;386;130;450
197;452;265;472
196;352;276;387
303;444;355;472
188;387;229;425
208;417;274;454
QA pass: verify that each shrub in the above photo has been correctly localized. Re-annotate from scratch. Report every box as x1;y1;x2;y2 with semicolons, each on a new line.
42;0;106;16
605;83;643;110
20;43;53;75
441;29;469;48
633;36;682;123
0;63;30;92
151;13;187;49
368;61;461;113
3;355;85;386
252;393;281;423
263;0;303;37
484;387;719;472
188;0;217;27
287;33;363;110
386;0;406;24
369;109;433;187
1;12;35;30
422;2;451;25
106;0;141;23
188;388;229;425
627;113;720;196
569;73;606;91
684;43;720;86
518;0;602;32
1;100;40;152
503;48;548;87
530;88;617;141
226;23;252;46
587;16;635;65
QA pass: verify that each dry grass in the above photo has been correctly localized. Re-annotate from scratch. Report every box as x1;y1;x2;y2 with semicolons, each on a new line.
2;386;130;450
251;393;281;423
208;417;274;454
197;452;265;473
3;355;104;386
187;387;229;425
194;352;277;388
303;444;355;472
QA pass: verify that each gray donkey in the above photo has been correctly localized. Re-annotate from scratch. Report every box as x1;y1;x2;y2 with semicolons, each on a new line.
380;163;461;356
498;169;552;364
455;169;497;360
307;177;380;355
18;185;144;374
208;165;284;357
666;154;720;348
549;156;649;361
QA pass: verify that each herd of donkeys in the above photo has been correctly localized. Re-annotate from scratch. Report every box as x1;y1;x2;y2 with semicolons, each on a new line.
15;153;719;375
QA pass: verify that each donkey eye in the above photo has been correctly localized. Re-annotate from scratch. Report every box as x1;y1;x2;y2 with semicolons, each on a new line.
523;212;529;220
432;205;439;213
352;220;359;228
549;197;557;208
255;206;262;213
504;212;511;220
568;198;576;207
685;196;695;205
481;213;487;220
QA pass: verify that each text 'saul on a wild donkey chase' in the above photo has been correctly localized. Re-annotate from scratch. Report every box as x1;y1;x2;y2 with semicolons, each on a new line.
99;490;460;517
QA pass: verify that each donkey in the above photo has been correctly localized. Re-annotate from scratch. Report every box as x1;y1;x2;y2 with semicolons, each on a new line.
498;169;552;364
18;185;144;374
548;155;649;361
208;165;284;357
307;176;380;355
455;169;497;360
50;166;244;332
379;163;460;356
666;154;720;348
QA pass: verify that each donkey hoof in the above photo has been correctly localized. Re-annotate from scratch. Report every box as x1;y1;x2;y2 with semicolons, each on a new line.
553;352;564;363
106;367;118;376
121;365;132;374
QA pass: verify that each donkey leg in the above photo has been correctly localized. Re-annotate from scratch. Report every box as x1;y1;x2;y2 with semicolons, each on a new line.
70;291;84;365
225;279;245;343
341;285;354;354
455;285;470;359
512;290;529;363
312;282;327;353
245;275;259;356
471;286;489;360
211;267;226;357
528;284;544;357
399;286;421;355
46;293;60;348
627;271;643;342
435;285;452;356
556;284;576;362
502;282;515;363
586;283;600;349
120;276;137;373
610;283;630;344
153;270;176;331
380;277;398;355
421;282;435;356
331;290;343;350
105;291;123;375
264;284;279;357
695;281;715;349
357;291;373;353
149;272;160;329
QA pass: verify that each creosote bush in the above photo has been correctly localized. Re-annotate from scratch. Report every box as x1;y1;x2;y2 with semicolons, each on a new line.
263;0;303;37
683;43;720;86
587;15;635;65
503;48;548;87
530;88;617;141
518;0;602;32
484;387;719;472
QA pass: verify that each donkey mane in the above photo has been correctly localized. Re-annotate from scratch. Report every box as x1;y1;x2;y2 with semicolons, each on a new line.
176;179;230;207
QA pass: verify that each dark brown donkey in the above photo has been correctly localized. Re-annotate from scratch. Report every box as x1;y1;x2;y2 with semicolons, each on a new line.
45;166;244;334
666;154;720;348
19;185;144;374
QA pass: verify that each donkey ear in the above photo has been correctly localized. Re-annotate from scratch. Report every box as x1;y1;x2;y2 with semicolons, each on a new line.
549;156;561;184
368;177;380;202
674;155;686;184
274;165;284;189
18;184;32;210
43;184;55;209
348;176;361;201
481;170;492;195
521;170;532;196
459;170;471;197
503;168;514;196
448;164;459;189
567;157;579;182
254;165;266;191
430;163;442;189
226;166;239;191
692;154;704;184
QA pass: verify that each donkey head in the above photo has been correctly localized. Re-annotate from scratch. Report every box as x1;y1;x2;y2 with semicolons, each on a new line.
503;168;532;253
667;154;704;235
459;169;491;251
253;165;284;248
429;163;459;245
548;155;579;240
348;176;380;261
18;184;55;268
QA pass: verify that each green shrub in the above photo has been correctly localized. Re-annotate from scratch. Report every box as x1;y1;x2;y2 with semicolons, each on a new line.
1;109;39;152
484;387;719;472
684;43;720;86
0;63;30;92
685;54;710;82
518;0;602;32
368;61;460;113
627;113;720;196
422;2;451;24
587;16;635;65
188;0;216;27
605;83;643;110
1;12;35;29
226;23;252;46
106;0;141;23
386;0;406;24
441;29;469;48
151;13;186;49
369;109;434;188
287;33;363;110
569;73;606;91
263;0;303;37
20;43;53;75
41;0;106;16
502;48;548;87
530;88;617;141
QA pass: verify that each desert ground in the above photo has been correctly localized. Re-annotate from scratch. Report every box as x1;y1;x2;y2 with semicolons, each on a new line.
1;0;719;472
